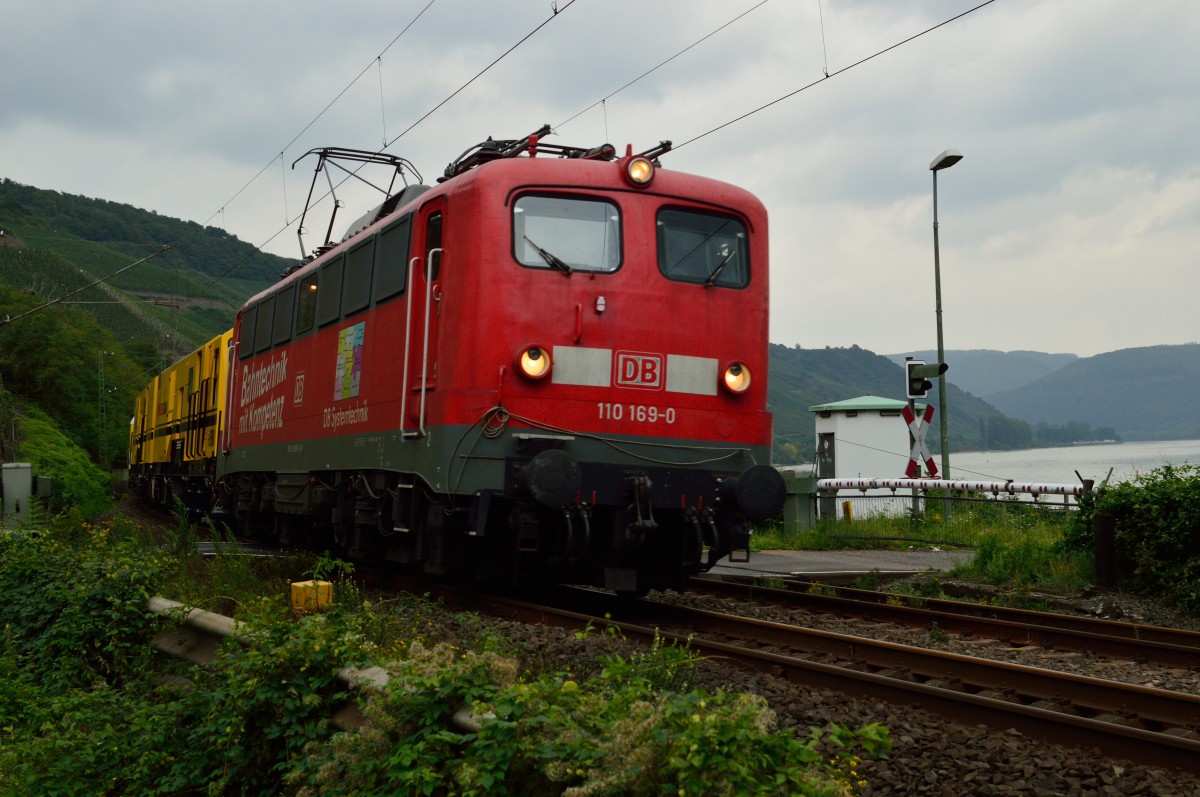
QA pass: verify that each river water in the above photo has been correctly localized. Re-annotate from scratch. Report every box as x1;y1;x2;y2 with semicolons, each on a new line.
949;439;1200;487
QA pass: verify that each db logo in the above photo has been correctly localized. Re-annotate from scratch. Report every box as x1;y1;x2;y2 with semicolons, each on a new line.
615;351;663;390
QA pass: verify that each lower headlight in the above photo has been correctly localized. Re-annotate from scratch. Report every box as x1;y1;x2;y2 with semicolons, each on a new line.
722;362;751;394
518;346;552;379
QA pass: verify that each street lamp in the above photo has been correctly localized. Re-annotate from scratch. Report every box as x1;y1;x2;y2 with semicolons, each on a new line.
930;148;962;479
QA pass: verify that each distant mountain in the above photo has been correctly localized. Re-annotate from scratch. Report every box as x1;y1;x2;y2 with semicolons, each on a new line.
984;344;1200;441
768;344;1019;461
886;349;1078;397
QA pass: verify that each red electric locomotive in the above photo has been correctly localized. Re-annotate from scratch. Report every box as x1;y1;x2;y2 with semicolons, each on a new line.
216;126;784;593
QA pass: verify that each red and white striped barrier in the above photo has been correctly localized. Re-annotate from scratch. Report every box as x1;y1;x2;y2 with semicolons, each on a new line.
816;477;1089;497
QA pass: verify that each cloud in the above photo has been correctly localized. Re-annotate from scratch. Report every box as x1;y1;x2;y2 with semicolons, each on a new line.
2;0;1197;357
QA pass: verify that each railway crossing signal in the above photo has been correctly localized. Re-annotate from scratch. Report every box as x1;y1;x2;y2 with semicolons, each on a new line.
902;404;938;478
905;359;948;400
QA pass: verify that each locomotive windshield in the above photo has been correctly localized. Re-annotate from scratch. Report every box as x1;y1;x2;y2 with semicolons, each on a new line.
513;195;621;273
656;208;749;288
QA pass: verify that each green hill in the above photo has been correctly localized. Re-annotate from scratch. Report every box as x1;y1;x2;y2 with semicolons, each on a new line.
985;344;1200;441
886;349;1078;397
0;178;286;359
768;344;1025;462
0;178;289;472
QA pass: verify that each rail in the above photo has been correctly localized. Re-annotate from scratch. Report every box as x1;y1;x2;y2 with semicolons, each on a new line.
689;576;1200;668
468;587;1200;774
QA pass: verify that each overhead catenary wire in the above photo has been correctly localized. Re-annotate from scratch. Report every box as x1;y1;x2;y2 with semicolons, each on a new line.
675;0;998;152
382;0;578;151
377;57;389;146
818;0;830;77
208;0;990;286
206;0;577;287
554;0;772;132
201;0;440;230
0;245;171;327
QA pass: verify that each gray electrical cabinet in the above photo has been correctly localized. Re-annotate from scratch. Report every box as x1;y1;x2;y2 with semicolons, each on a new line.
778;465;817;534
2;463;32;525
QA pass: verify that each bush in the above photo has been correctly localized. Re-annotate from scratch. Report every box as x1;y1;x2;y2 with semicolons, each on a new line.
286;639;890;797
968;530;1091;589
0;516;892;796
1070;464;1200;610
0;518;163;692
13;405;112;516
156;598;376;794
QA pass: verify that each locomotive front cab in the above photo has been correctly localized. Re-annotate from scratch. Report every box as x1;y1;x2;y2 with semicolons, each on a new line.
445;152;784;593
203;135;783;597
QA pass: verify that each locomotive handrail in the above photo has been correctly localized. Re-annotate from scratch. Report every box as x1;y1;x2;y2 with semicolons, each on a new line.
400;257;420;438
418;247;444;438
222;339;237;452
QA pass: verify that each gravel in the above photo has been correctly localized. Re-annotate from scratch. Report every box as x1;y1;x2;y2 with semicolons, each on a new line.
475;581;1200;796
125;494;1200;794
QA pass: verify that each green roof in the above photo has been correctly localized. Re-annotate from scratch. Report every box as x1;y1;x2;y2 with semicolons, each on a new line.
808;395;920;413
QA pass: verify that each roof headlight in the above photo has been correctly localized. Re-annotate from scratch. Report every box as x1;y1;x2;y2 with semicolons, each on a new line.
722;362;751;394
626;157;654;186
518;346;552;380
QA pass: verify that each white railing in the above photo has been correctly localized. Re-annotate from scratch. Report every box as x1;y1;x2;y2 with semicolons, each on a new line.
817;477;1089;497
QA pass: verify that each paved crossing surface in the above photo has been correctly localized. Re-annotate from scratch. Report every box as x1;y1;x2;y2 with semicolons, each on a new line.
710;548;974;580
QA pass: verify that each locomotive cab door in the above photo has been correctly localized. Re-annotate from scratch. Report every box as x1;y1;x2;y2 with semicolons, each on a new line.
403;202;445;435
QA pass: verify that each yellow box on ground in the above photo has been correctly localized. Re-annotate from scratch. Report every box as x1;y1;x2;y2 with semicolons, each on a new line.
291;580;333;613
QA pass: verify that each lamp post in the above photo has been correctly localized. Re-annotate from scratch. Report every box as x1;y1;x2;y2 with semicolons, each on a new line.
930;148;962;479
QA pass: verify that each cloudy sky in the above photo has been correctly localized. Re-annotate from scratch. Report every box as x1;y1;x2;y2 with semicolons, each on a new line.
2;0;1196;358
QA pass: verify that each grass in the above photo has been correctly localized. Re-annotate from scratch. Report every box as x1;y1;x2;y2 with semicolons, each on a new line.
751;495;1096;592
0;510;895;796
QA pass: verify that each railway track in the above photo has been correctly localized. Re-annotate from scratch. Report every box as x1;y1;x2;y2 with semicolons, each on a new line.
687;575;1200;668
157;543;1200;775
432;582;1200;775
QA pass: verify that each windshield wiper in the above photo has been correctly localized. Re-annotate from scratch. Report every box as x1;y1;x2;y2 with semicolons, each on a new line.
704;247;738;287
523;235;573;275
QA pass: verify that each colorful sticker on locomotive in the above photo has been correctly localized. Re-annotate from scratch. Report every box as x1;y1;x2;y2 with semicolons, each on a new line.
335;322;365;401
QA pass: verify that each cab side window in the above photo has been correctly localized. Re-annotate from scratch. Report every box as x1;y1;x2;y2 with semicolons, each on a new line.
372;214;413;302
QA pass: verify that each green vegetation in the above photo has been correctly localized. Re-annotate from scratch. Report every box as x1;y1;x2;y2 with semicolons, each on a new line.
756;494;1070;550
1066;464;1200;611
754;497;1096;595
0;515;890;796
0;179;286;456
767;343;1033;463
755;465;1200;613
11;405;113;516
0;222;239;353
0;279;143;471
0;178;285;288
0;177;283;475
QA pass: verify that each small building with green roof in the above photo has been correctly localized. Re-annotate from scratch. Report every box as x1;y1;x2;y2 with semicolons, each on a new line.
809;395;925;517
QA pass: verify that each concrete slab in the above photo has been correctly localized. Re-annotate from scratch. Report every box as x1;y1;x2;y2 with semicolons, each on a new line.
708;548;974;581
